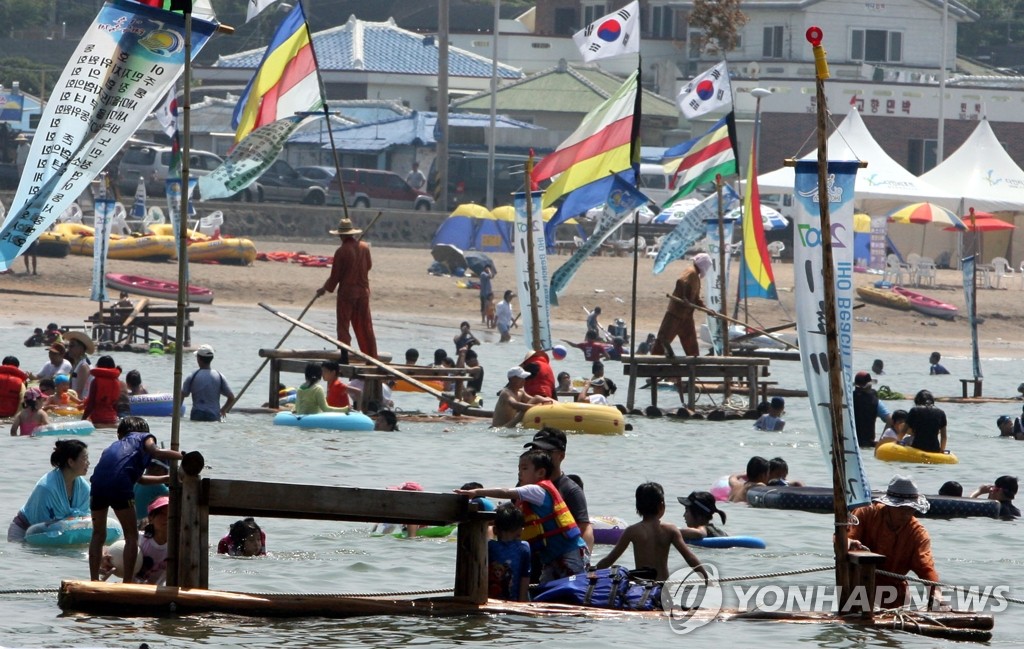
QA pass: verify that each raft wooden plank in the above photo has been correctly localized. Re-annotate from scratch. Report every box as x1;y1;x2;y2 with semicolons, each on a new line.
203;480;487;526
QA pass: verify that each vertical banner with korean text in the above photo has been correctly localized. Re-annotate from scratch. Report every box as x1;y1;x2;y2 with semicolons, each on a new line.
91;198;115;302
0;0;217;270
514;191;552;351
703;220;734;356
793;160;870;509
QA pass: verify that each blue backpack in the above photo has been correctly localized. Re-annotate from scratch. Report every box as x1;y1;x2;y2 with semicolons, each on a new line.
531;566;662;610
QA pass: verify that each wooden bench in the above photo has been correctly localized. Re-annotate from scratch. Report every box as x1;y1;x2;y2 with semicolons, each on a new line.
87;304;198;345
959;378;983;398
624;355;771;410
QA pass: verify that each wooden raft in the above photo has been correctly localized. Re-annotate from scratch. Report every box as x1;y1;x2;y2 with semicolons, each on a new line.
87;302;198;346
623;355;771;411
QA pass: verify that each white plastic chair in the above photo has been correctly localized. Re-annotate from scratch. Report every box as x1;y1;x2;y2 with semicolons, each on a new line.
645;235;664;258
883;254;906;285
197;210;224;238
58;202;83;224
767;241;785;263
142;206;166;232
991;257;1015;289
109;201;131;236
916;257;937;287
905;253;921;286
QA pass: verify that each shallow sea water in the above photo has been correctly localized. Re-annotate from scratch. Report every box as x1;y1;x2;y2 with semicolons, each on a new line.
1;303;1022;647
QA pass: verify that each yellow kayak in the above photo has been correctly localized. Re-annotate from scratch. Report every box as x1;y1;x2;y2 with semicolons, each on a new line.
875;442;958;465
523;402;623;435
856;285;911;310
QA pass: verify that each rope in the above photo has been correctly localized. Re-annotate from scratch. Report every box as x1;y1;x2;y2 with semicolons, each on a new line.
877;570;1024;607
0;588;59;595
661;563;835;587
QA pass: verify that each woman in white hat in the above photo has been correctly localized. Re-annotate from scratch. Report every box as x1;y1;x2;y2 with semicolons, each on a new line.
63;331;95;399
848;475;942;609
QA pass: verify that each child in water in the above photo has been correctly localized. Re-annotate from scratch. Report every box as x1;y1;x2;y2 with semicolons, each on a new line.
294;362;350;415
45;374;80;413
217;518;267;556
488;502;531;601
678;490;728;540
10;388;49;436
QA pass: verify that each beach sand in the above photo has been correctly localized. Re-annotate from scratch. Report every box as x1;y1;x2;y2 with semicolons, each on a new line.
1;242;1020;355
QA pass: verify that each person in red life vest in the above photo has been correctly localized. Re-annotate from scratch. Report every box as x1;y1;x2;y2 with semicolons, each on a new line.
82;355;122;427
456;449;587;584
652;253;712;357
315;218;378;360
0;355;28;418
320;360;350;408
521;350;556;399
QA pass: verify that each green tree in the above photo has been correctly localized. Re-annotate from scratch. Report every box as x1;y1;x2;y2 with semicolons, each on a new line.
0;57;58;98
958;0;1024;59
687;0;748;54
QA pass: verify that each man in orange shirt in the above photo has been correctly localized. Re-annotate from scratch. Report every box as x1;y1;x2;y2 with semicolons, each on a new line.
848;475;942;609
652;253;711;357
317;218;378;359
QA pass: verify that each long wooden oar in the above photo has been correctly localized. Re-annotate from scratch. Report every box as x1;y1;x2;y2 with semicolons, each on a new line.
259;303;486;416
224;294;319;413
665;293;799;350
729;304;865;345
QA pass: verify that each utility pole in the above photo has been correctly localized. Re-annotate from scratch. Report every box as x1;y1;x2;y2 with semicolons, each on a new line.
437;0;450;212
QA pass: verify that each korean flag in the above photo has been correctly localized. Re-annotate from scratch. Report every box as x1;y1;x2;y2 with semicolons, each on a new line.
677;61;733;119
572;0;640;63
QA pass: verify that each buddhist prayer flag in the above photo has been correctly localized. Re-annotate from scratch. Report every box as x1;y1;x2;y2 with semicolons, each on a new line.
739;130;777;299
232;2;322;144
533;70;639;240
678;61;732;119
661;112;738;207
572;1;640;63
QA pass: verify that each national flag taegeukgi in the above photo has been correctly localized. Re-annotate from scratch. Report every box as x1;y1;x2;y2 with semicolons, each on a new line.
533;70;640;241
155;90;178;139
231;2;322;144
678;61;732;119
738;133;777;300
572;0;640;63
661;112;738;207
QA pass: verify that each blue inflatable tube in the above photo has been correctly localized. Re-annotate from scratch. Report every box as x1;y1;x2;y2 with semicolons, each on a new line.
129;393;185;417
689;535;766;549
746;485;1001;519
273;410;375;431
24;515;122;547
32;420;96;437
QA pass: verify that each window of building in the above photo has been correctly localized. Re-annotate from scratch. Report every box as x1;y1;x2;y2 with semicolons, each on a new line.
907;138;937;174
763;26;784;58
649;5;675;39
851;29;903;63
582;3;607;26
554;7;577;35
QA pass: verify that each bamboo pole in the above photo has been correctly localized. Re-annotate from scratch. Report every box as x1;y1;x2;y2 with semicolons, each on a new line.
805;26;851;602
715;175;730;358
665;294;798;350
524;155;541;352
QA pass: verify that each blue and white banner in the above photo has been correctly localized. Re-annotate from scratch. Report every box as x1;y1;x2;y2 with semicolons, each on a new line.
703;221;734;355
793;160;870;509
0;0;216;271
514;191;552;352
652;187;739;275
91;199;115;303
131;177;147;219
962;255;982;380
550;174;647;305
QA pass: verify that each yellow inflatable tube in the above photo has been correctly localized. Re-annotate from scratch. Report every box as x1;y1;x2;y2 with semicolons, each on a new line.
874;442;958;465
523;402;624;435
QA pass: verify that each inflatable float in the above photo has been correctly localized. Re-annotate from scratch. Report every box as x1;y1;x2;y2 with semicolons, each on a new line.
746;485;999;518
35;231;71;258
856;285;911;310
371;524;457;539
522;402;623;435
874;442;959;465
32;420;96;437
129;393;185;417
710;475;732;501
273;410;374;431
47;404;83;418
592;515;765;548
56;223;176;262
148;224;257;265
593;515;628;545
24;515;121;547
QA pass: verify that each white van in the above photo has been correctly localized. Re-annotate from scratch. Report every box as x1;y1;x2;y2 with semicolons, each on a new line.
117;144;224;197
638;163;675;207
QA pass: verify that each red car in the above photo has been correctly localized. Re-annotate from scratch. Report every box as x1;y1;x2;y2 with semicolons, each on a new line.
327;168;433;211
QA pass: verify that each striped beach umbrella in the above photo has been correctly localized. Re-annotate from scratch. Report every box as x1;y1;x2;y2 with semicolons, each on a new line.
887;202;965;230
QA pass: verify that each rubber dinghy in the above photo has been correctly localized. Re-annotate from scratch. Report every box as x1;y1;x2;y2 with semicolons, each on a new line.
106;273;214;304
273;411;374;431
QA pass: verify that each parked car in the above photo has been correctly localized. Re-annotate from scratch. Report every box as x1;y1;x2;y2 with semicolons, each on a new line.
428;151;528;211
295;165;336;186
248;159;328;205
117;144;223;197
327;168;433;211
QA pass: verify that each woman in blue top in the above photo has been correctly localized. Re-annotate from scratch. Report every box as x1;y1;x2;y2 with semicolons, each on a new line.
7;439;90;541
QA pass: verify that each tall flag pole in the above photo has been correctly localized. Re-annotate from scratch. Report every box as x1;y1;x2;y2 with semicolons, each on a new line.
627;51;643;366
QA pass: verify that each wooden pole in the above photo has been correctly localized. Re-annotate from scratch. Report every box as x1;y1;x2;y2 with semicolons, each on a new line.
715;175;730;358
524;155;541;352
665;294;798;350
805;26;852;601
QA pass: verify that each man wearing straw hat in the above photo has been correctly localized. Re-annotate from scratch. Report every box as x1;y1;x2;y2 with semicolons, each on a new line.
847;475;943;609
316;218;378;359
651;253;712;357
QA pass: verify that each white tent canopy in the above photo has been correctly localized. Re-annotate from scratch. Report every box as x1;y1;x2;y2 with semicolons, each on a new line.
756;109;958;213
920;119;1024;212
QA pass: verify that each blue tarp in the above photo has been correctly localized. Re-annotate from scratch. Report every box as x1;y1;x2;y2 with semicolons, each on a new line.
431;215;513;253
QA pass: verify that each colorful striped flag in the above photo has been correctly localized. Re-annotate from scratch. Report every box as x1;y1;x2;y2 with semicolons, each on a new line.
231;2;322;144
533;70;639;238
739;134;777;299
661;112;738;207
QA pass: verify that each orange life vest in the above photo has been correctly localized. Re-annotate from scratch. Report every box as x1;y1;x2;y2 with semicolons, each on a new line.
519;479;581;562
0;365;28;417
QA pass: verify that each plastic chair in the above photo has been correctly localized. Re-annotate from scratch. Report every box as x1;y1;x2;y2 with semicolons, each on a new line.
58;202;83;224
767;241;785;263
645;235;664;258
197;210;224;238
142;206;165;232
991;257;1015;289
916;257;937;287
883;254;906;285
109;201;131;236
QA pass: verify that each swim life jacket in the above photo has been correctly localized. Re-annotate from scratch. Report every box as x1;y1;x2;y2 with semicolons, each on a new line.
0;365;28;417
86;366;122;423
519;479;581;563
852;387;880;447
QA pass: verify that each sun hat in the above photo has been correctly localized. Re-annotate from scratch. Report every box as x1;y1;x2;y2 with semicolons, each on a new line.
678;491;720;516
147;495;170;515
63;331;96;355
507;366;531;380
876;475;930;513
692;253;713;275
195;344;215;358
854;371;872;386
48;341;67;355
523;428;567;452
329;218;362;236
23;387;43;402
